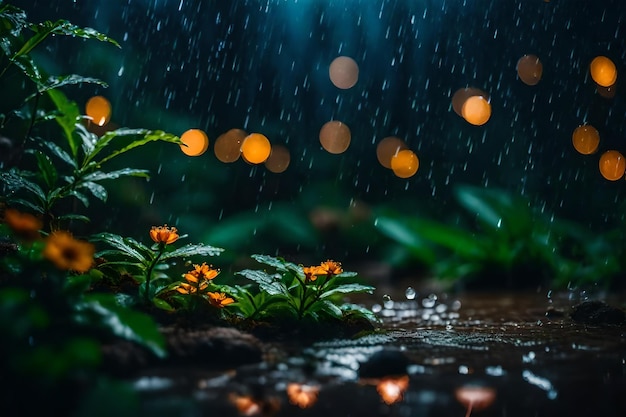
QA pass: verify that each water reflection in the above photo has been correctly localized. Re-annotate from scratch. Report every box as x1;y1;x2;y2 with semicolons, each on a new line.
286;383;320;408
454;385;497;417
375;375;410;405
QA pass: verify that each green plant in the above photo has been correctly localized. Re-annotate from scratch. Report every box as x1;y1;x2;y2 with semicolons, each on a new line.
224;255;378;325
0;2;181;230
375;184;623;289
93;226;224;306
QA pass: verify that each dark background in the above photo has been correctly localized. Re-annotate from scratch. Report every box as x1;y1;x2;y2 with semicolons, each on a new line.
9;0;626;269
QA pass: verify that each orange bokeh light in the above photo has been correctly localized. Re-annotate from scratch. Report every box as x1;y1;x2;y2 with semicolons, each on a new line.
214;128;246;163
451;87;489;117
599;150;626;181
85;95;111;126
516;54;543;86
571;125;600;155
264;144;290;173
590;56;617;87
241;133;271;164
286;383;319;409
391;149;419;178
179;129;209;156
461;95;491;126
376;136;408;169
376;375;410;405
329;56;359;89
319;120;351;154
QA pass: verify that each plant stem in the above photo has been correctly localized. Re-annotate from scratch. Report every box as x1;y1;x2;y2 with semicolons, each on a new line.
144;244;164;304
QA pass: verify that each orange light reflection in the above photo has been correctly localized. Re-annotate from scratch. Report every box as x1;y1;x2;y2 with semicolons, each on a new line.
376;375;410;405
286;383;319;408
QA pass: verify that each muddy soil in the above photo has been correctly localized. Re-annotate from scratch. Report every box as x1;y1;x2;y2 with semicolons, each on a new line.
118;289;626;417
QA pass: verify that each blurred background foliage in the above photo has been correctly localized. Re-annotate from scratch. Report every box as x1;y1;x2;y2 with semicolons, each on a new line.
4;0;626;290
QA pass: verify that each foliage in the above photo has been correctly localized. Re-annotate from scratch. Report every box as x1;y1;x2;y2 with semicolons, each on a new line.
0;3;178;413
0;2;181;231
375;185;624;289
93;227;224;306
225;255;378;325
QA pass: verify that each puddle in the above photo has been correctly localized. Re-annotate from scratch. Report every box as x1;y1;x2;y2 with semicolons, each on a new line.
132;291;626;416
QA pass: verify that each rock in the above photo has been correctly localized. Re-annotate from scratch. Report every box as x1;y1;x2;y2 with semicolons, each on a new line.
570;300;626;325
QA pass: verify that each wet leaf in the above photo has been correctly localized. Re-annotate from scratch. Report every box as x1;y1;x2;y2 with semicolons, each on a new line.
75;293;166;358
39;139;76;168
82;168;150;182
160;243;224;261
80;181;108;202
237;269;289;297
46;89;80;157
92;232;151;263
33;150;57;188
321;283;375;299
84;128;180;167
0;169;46;204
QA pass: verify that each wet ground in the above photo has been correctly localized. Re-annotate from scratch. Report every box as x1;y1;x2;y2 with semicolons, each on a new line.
131;289;626;417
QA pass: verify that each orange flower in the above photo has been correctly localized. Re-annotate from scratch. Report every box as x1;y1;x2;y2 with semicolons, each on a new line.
206;292;235;308
184;262;219;284
3;208;43;239
176;281;208;294
318;260;343;276
43;231;95;273
303;266;320;282
149;225;179;244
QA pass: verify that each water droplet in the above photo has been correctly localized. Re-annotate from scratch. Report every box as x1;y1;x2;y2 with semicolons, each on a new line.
383;294;394;309
371;304;382;313
405;287;416;300
422;293;437;308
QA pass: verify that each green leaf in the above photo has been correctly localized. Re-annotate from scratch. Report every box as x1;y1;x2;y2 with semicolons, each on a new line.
0;169;46;204
84;128;180;167
47;89;81;157
312;299;343;319
11;53;43;84
92;232;150;263
80;181;108;202
34;150;58;188
0;4;28;37
159;243;224;261
56;213;90;223
64;272;98;296
152;298;175;312
250;254;303;276
374;215;437;265
69;189;90;207
320;283;375;299
3;198;44;214
75;294;166;358
455;185;533;237
75;122;98;155
341;303;381;324
39;139;77;168
44;20;120;47
38;74;107;94
236;269;289;297
82;168;150;182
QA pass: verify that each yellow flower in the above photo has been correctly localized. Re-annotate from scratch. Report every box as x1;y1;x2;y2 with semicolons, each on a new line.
43;231;95;273
3;208;43;240
175;281;208;294
184;262;219;284
149;225;179;244
206;292;234;308
318;260;343;276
